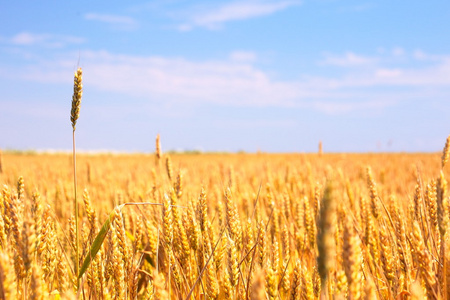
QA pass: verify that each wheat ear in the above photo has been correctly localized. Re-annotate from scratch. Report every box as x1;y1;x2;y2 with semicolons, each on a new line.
317;178;336;297
442;134;450;169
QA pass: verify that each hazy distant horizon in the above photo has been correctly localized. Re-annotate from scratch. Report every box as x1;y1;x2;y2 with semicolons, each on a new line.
1;147;444;155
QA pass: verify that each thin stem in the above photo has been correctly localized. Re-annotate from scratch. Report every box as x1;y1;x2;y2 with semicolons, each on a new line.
168;247;171;300
73;129;80;289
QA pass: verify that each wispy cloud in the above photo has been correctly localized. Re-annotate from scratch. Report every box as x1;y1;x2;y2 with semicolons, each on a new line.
178;0;299;31
336;54;450;87
229;51;258;62
318;49;450;87
320;52;376;67
214;118;297;129
1;32;84;48
412;49;446;62
84;13;138;30
374;68;402;78
392;47;405;57
1;49;449;115
310;99;394;115
79;50;301;107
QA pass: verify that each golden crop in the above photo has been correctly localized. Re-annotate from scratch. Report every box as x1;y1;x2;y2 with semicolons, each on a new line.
0;148;449;299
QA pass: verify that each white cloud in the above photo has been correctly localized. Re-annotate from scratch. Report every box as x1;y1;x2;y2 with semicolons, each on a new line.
321;52;376;67
1;50;300;106
412;49;445;62
319;50;450;87
2;49;450;115
229;51;258;62
392;47;405;56
375;68;402;78
312;58;450;90
5;32;84;48
311;100;393;115
84;13;138;29
413;49;427;60
178;0;299;30
214;118;297;129
11;32;47;45
80;50;300;106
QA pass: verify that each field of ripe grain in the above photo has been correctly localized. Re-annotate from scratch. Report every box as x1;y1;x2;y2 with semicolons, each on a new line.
0;149;449;299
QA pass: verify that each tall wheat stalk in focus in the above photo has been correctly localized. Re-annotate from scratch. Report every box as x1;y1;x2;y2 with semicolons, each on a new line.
70;67;83;290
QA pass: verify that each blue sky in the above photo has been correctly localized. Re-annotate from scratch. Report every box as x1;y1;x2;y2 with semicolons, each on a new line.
1;0;450;153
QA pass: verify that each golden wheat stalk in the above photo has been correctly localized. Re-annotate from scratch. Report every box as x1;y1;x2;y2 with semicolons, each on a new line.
317;178;336;297
70;67;82;290
442;134;450;169
155;134;161;160
412;220;438;298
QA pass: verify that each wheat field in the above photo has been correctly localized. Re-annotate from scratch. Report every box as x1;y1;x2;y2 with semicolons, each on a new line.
0;146;449;299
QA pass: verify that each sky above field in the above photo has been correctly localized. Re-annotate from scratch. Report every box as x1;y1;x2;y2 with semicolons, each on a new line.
1;1;450;153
